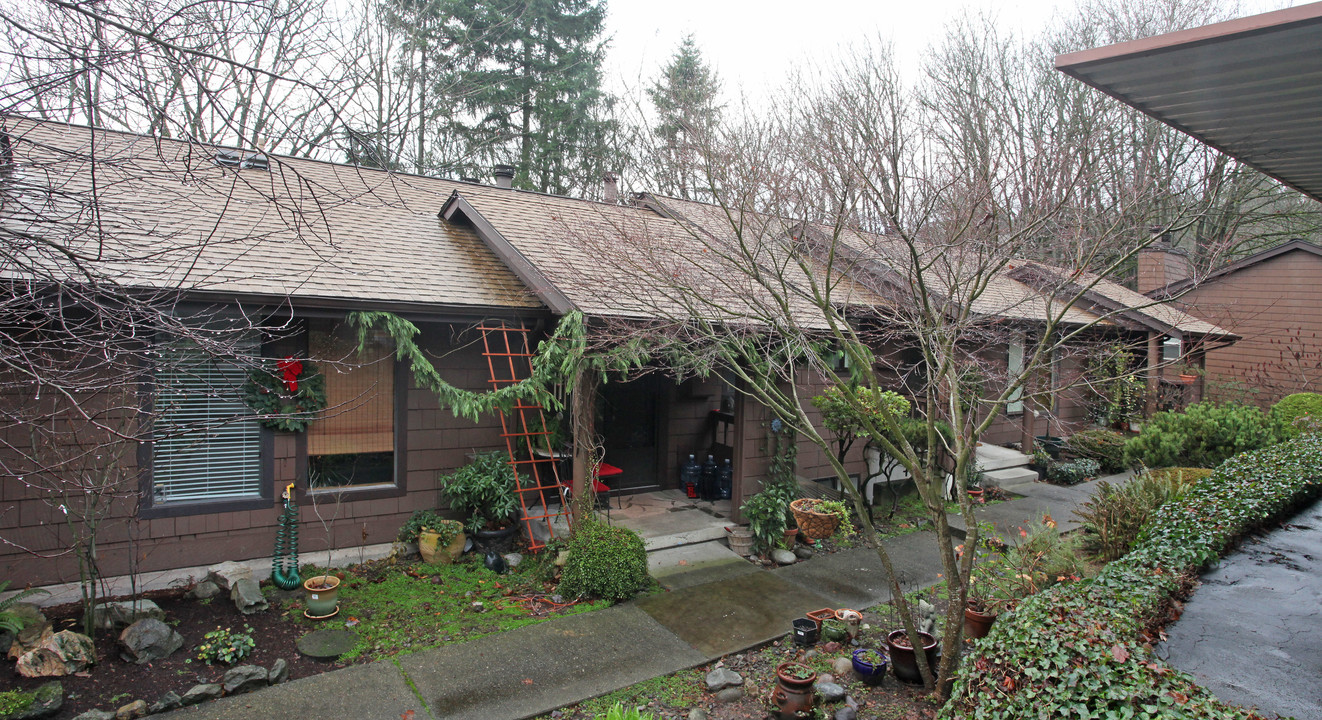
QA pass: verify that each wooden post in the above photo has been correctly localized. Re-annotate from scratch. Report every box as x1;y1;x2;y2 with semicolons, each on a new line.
730;384;748;524
570;370;596;527
1145;332;1161;418
1020;401;1036;456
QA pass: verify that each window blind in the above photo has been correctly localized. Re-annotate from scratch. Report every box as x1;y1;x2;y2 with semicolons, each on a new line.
153;343;261;504
307;323;394;457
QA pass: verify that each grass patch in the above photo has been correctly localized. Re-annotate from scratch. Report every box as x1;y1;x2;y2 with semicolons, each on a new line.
288;556;607;662
574;670;706;717
0;689;35;716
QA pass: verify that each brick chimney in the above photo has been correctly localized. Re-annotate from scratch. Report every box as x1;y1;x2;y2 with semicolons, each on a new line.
1137;228;1191;294
493;164;515;189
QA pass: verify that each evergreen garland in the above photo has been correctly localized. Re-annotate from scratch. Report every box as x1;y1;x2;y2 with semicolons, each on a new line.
242;358;327;432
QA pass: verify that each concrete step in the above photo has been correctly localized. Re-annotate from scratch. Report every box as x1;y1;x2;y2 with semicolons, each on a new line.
981;466;1039;492
975;444;1033;471
640;524;731;552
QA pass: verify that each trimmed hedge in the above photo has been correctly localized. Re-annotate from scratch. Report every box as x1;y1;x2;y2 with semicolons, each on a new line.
558;520;651;603
1272;392;1322;439
943;435;1322;719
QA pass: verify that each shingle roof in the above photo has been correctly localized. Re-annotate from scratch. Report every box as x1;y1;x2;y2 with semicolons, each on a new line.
2;118;541;312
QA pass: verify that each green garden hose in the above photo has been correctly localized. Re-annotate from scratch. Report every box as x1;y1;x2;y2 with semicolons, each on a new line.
271;483;301;590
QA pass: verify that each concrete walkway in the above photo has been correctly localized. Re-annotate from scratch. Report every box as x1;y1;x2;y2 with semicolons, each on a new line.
158;475;1115;720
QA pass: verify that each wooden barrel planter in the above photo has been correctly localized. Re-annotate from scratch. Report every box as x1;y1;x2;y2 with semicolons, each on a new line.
790;498;841;540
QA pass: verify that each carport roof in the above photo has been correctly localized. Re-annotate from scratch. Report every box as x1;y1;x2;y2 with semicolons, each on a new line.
1055;2;1322;203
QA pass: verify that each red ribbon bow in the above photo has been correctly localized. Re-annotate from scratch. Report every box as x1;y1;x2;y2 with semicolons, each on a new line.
276;357;303;393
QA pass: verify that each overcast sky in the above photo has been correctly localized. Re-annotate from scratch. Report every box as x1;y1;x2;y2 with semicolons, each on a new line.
600;0;1288;102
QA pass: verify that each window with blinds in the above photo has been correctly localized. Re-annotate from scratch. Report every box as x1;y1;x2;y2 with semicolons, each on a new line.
153;341;262;504
306;320;395;488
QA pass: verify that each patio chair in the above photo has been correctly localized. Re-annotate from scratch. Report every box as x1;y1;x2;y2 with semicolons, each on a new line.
558;461;624;522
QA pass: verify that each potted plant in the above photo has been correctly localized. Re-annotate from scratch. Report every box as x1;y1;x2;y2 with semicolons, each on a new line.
740;490;788;556
851;648;888;686
789;497;843;540
303;474;344;619
834;608;862;639
770;662;817;718
820;617;849;643
439;452;521;551
963;574;997;640
418;519;465;565
886;629;938;684
1174;363;1203;384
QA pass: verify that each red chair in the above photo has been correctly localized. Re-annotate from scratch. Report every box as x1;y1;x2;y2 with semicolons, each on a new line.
559;461;624;521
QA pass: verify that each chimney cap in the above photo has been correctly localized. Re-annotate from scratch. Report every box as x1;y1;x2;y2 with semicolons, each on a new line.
493;164;516;189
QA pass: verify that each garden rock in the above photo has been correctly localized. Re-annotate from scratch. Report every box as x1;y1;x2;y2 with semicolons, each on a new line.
503;552;523;569
0;630;11;655
816;682;846;703
71;711;115;720
771;548;797;565
687;709;708;720
230;578;268;615
180;684;222;706
118;619;183;664
705;667;742;691
93;600;163;630
833;708;857;720
146;692;182;714
186;580;221;600
794;546;813;560
222;665;269;695
206;561;253;591
831;656;853;678
113;700;145;720
713;687;743;703
7;605;47;659
818;673;833;684
1;681;63;720
16;631;95;677
268;658;289;684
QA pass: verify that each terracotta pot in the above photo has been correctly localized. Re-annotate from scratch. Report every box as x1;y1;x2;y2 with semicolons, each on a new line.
835;608;862;639
964;605;997;640
805;607;835;630
1179;374;1198;385
418;525;465;565
771;662;817;719
886;629;938;684
782;527;800;548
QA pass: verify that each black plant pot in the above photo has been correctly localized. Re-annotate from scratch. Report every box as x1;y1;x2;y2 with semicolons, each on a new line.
474;522;520;554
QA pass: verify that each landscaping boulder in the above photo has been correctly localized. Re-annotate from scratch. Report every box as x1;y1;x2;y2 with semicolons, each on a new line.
816;682;846;703
70;711;114;720
7;605;47;660
831;656;853;678
230;578;268;615
687;710;707;720
713;687;743;703
186;581;221;600
794;546;813;560
1;681;63;720
771;548;797;565
146;692;182;714
113;700;146;720
268;658;289;685
206;561;253;591
16;631;95;677
222;665;269;695
118;619;183;664
179;684;222;706
92;600;163;631
705;667;742;692
833;708;857;720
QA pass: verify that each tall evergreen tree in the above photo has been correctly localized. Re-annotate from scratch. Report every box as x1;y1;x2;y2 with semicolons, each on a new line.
390;0;616;195
647;35;723;200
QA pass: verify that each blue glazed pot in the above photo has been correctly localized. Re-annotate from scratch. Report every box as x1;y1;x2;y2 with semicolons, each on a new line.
851;648;888;686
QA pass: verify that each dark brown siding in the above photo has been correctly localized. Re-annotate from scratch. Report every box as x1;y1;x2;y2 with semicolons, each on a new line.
1;322;511;586
1177;249;1322;405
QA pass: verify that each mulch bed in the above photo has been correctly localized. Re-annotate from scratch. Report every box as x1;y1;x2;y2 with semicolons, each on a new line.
0;588;344;720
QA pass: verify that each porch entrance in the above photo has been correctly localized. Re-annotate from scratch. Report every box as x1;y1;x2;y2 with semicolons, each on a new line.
598;374;666;495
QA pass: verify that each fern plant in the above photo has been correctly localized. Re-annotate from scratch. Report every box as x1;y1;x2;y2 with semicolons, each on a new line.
0;581;49;634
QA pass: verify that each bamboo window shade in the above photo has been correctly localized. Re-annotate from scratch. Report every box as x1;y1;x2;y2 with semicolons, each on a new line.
307;322;394;456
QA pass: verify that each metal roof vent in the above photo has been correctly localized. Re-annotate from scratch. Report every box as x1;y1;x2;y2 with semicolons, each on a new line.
493;164;515;189
215;150;269;171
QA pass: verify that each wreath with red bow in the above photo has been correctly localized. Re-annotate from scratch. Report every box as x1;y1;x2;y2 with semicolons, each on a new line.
242;356;328;432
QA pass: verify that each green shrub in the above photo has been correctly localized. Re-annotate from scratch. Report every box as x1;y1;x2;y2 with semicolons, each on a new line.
740;490;787;554
438;452;520;533
559;520;650;603
1075;468;1209;562
397;508;448;544
1045;457;1100;486
945;435;1322;719
1064;429;1127;473
975;519;1087;613
1122;401;1277;469
1272;392;1322;438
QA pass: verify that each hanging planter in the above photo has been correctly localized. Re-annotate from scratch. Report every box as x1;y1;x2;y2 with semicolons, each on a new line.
789;498;841;540
243;357;327;432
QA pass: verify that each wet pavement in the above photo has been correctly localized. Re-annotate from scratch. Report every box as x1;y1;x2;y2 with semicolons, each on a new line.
1159;497;1322;720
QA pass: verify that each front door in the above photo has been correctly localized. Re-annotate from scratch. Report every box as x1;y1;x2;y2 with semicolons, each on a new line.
598;375;664;494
